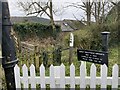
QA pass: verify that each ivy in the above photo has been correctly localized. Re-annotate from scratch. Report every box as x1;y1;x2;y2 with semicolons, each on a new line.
13;22;61;39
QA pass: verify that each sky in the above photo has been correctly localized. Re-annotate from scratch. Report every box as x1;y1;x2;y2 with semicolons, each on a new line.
8;0;85;20
8;0;118;20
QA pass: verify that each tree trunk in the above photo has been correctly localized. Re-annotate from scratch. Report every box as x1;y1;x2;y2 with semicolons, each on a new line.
49;0;56;39
86;1;91;25
102;2;105;23
94;1;101;24
94;3;97;23
97;1;101;24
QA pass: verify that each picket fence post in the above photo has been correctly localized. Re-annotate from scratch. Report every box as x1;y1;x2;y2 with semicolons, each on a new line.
30;64;36;88
14;64;21;88
101;64;107;89
50;64;55;88
90;64;96;89
112;64;119;89
70;63;75;89
60;63;65;88
80;62;86;89
54;65;60;88
40;64;45;88
22;64;29;88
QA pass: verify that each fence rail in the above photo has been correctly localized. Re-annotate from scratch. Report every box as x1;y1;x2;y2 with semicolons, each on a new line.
18;42;72;68
14;63;120;89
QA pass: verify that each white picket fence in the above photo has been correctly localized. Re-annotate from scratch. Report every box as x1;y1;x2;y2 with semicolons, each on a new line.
14;63;120;89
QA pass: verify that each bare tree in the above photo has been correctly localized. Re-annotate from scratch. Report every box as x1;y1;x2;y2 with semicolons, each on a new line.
92;1;113;24
66;0;114;25
67;0;93;25
111;1;120;21
17;0;56;32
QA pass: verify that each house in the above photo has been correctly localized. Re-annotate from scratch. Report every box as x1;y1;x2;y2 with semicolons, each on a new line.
55;19;86;32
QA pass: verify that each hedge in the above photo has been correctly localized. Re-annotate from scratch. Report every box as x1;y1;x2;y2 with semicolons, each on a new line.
13;22;61;39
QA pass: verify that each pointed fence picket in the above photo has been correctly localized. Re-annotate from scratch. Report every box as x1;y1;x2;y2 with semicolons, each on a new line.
112;64;119;89
60;64;65;88
40;64;45;88
14;63;120;89
101;64;107;89
70;63;75;89
90;64;96;89
14;65;21;88
30;64;36;88
50;65;55;88
22;64;29;88
80;62;86;89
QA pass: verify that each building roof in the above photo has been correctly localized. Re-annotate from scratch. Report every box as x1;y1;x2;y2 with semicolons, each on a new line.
55;19;86;32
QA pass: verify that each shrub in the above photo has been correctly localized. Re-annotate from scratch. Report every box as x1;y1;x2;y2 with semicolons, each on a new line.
64;30;93;49
13;22;61;40
90;22;119;48
64;21;119;50
74;29;93;49
108;21;119;46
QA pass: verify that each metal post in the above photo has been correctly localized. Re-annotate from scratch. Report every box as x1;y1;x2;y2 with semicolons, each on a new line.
1;1;18;89
0;1;2;61
0;1;2;89
101;31;110;66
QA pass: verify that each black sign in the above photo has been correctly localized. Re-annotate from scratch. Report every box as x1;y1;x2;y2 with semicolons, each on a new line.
77;49;108;65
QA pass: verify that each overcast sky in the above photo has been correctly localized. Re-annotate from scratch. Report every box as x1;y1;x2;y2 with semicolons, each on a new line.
8;0;85;20
8;0;118;20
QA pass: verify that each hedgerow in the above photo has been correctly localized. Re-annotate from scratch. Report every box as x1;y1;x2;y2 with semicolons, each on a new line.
13;22;61;39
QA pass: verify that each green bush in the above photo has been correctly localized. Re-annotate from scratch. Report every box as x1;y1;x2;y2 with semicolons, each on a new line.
108;21;119;46
64;21;119;50
88;24;107;50
64;30;93;49
74;29;93;49
13;22;61;40
90;22;119;48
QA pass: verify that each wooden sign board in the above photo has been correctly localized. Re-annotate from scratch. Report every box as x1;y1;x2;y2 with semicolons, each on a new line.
0;1;2;61
77;49;108;66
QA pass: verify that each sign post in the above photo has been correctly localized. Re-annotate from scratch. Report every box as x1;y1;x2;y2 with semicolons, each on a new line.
101;31;110;66
101;32;110;52
69;33;74;65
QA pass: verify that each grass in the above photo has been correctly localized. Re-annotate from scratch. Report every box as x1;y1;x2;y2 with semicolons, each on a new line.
0;65;6;90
